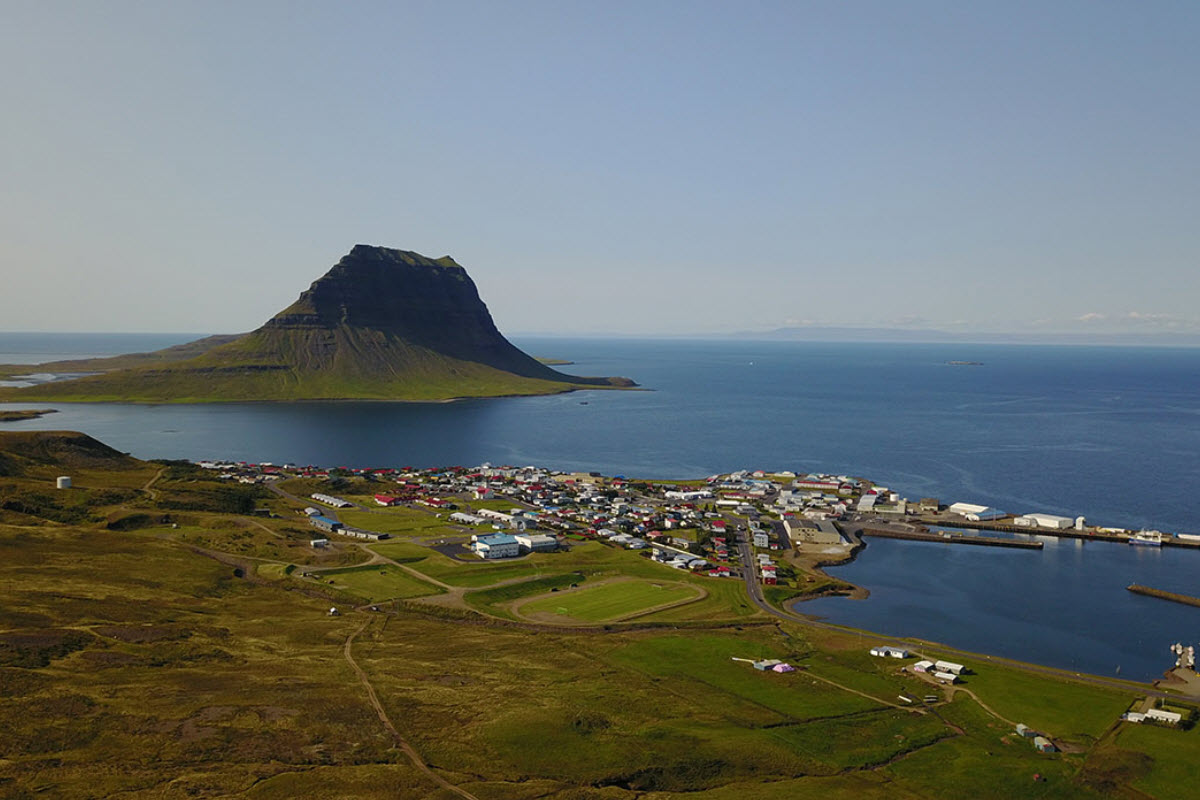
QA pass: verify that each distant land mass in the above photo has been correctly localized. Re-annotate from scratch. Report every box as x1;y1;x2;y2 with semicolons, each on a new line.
737;326;1200;346
0;245;635;402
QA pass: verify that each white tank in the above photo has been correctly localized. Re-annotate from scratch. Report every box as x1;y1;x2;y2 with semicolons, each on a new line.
1075;516;1086;530
56;476;71;489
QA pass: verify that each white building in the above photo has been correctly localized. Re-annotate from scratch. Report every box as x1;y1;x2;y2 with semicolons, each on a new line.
1013;513;1074;529
514;533;558;552
947;502;1005;521
471;533;520;559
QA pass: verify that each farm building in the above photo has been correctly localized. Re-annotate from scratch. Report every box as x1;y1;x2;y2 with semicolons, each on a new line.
311;493;352;508
912;660;934;673
1146;708;1183;725
373;494;401;506
471;533;520;559
933;671;958;684
450;512;485;525
934;660;966;675
870;646;910;659
1033;736;1056;753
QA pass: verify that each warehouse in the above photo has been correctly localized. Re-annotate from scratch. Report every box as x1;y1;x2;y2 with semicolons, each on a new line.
472;533;520;559
1013;513;1074;529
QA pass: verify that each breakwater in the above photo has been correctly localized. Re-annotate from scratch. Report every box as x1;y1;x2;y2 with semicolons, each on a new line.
860;528;1043;550
1127;584;1200;608
922;518;1200;550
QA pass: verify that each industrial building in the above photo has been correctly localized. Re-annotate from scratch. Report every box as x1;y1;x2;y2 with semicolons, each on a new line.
472;533;520;559
310;515;343;533
513;533;558;553
947;502;1006;521
1013;513;1075;529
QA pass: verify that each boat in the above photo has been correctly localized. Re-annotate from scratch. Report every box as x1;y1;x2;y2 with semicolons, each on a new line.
1130;530;1165;546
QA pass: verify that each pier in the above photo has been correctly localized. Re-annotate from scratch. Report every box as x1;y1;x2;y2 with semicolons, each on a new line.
918;518;1200;550
1127;585;1200;608
860;528;1043;550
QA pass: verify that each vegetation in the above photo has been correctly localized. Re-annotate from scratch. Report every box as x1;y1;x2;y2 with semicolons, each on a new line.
0;430;1195;798
519;579;701;622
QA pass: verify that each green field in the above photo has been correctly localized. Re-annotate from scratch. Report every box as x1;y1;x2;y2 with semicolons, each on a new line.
336;507;453;538
308;564;443;602
519;579;701;622
957;660;1136;741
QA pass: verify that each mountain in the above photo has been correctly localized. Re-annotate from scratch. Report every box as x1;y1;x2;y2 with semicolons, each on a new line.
0;246;635;402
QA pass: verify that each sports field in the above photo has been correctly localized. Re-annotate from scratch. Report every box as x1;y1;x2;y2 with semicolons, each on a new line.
518;578;701;622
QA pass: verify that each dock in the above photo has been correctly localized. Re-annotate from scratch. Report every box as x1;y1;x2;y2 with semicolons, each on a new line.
1126;584;1200;608
920;518;1200;550
861;528;1043;550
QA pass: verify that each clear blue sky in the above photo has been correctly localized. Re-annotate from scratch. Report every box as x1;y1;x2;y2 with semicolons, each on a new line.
2;1;1197;336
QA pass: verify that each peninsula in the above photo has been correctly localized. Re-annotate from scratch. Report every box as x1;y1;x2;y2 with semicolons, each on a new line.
0;245;634;403
2;429;1196;798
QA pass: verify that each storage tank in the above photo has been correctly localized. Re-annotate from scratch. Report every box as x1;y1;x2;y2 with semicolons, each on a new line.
1075;516;1086;530
56;476;71;489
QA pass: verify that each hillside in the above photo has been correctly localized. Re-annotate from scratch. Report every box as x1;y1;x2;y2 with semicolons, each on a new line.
0;433;1189;798
0;430;139;477
0;246;634;402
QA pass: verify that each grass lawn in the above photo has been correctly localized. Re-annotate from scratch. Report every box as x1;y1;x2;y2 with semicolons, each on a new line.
336;508;452;538
1108;720;1200;796
607;634;882;722
309;564;443;602
518;579;701;622
960;662;1136;742
883;696;1107;798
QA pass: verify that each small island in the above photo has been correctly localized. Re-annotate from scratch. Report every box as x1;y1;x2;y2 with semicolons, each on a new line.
0;408;57;422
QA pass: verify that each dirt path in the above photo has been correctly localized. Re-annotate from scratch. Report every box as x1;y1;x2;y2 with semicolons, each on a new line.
140;467;166;501
343;618;480;800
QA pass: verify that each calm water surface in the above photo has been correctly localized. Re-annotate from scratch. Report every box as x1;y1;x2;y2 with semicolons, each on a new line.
3;333;1199;680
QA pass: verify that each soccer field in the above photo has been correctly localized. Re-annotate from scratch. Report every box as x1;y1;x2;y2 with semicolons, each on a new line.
519;579;701;622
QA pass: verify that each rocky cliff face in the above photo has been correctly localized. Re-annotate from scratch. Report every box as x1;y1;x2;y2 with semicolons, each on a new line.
258;245;581;381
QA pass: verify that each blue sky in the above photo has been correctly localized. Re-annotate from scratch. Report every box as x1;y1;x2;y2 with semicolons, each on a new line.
2;1;1197;337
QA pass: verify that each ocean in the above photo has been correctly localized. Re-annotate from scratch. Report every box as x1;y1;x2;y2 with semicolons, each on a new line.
2;332;1199;680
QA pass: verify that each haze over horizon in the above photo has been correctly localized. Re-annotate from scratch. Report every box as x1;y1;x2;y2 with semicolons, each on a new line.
2;1;1197;339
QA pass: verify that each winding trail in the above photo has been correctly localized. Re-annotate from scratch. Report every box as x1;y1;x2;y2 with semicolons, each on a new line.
343;618;480;800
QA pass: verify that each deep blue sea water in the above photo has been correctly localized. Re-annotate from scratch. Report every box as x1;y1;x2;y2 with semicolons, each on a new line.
2;332;1198;680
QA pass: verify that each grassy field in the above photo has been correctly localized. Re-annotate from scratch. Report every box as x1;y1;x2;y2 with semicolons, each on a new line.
957;661;1137;742
305;563;443;602
518;578;701;622
337;507;454;538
